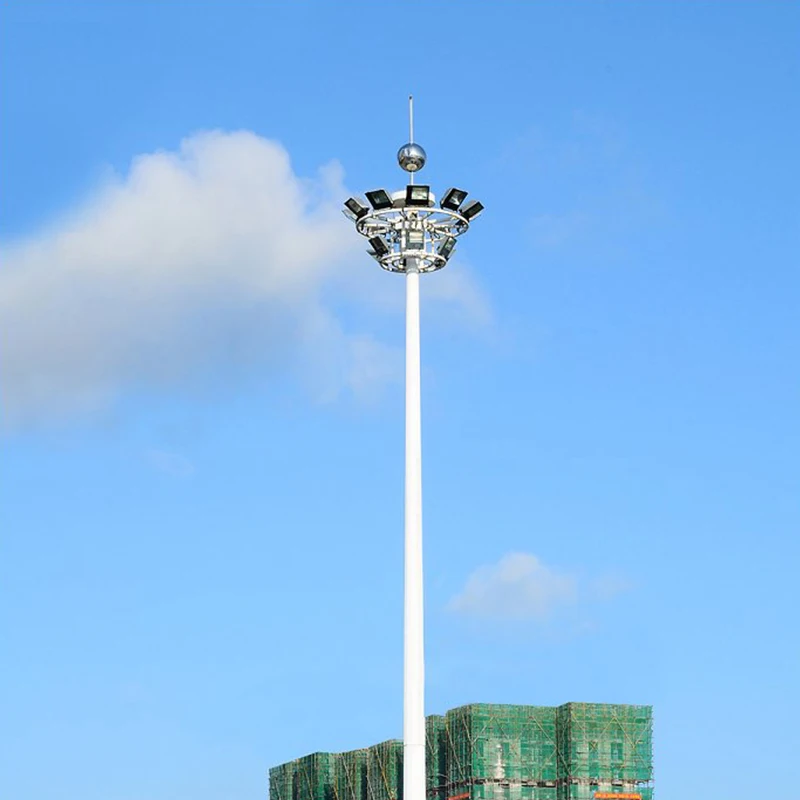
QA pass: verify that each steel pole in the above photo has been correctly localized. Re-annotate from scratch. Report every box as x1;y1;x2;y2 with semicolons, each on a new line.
403;262;426;800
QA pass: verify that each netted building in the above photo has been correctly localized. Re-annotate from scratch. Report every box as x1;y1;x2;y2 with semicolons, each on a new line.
269;703;653;800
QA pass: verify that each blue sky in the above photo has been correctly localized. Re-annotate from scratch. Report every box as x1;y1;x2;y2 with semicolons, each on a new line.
1;2;798;799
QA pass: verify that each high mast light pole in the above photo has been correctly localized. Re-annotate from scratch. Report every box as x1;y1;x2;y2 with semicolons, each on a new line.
343;97;484;800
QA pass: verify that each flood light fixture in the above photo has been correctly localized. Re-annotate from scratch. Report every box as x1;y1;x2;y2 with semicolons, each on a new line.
437;236;457;260
405;184;431;207
366;189;393;210
368;236;390;257
460;199;484;221
344;197;369;220
440;187;468;212
406;230;425;250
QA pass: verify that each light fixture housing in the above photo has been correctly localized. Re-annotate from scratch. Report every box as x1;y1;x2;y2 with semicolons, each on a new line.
406;230;425;251
440;187;468;212
461;199;484;221
405;184;431;207
366;189;393;210
368;236;390;257
344;197;369;220
437;236;457;260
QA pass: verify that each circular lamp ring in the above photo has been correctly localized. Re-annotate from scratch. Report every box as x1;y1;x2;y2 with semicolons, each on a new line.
356;207;469;239
377;251;448;274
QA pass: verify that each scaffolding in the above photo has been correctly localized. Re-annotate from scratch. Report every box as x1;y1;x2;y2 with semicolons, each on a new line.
336;749;369;800
366;740;404;800
270;761;294;800
296;754;338;800
555;704;653;800
427;715;447;800
269;703;653;800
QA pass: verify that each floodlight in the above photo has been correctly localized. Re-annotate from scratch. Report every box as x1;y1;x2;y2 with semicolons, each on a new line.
440;188;468;212
368;236;390;257
366;189;393;211
460;199;484;221
405;184;431;207
406;230;425;251
344;197;369;220
437;236;457;260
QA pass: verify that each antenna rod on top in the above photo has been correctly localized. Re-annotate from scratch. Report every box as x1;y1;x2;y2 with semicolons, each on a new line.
408;95;415;184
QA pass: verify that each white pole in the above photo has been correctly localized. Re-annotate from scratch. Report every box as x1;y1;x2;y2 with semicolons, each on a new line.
404;262;426;800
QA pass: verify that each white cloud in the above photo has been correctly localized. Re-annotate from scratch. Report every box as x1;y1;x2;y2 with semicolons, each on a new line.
0;130;489;429
448;552;577;622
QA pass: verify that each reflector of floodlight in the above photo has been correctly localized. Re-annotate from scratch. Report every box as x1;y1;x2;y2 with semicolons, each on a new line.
440;188;468;211
368;236;390;257
365;189;393;211
438;236;457;260
405;184;431;207
460;200;484;221
344;197;369;219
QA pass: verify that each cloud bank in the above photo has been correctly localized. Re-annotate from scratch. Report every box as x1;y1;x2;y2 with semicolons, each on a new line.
449;552;633;623
0;130;488;429
449;552;577;622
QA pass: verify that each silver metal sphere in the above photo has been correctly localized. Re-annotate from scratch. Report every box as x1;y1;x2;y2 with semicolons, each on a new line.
397;142;427;172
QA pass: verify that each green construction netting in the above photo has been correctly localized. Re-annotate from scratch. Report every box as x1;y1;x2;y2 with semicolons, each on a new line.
269;704;653;800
